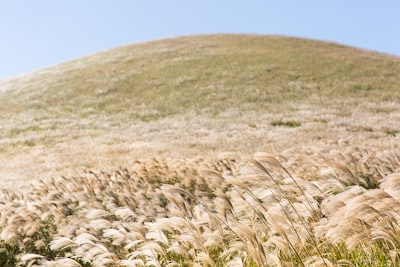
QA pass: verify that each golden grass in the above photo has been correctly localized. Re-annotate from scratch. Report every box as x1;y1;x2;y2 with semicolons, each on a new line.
0;147;398;266
0;34;400;265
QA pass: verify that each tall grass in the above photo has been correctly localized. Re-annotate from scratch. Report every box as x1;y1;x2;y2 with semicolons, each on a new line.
0;146;399;266
0;35;400;265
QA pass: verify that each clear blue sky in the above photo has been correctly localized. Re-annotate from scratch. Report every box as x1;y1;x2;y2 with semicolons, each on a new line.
1;1;399;79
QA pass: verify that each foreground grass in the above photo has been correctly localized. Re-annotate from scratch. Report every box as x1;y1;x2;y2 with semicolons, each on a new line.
0;147;400;266
0;34;400;265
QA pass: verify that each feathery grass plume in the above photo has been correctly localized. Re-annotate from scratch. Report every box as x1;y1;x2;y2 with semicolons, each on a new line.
333;163;359;186
103;228;127;246
50;237;77;251
371;227;399;251
226;256;244;267
118;259;145;266
231;222;266;266
74;232;99;246
200;169;225;188
316;177;347;195
380;172;400;199
145;230;169;247
124;239;143;252
194;251;215;266
20;253;45;262
86;209;112;220
303;256;334;267
114;207;136;222
89;218;113;231
45;257;83;266
249;156;327;261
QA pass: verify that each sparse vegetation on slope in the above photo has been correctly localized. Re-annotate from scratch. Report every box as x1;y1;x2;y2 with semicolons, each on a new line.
0;34;399;185
1;34;400;115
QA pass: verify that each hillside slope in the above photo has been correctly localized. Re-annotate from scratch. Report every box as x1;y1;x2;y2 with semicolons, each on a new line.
0;34;399;187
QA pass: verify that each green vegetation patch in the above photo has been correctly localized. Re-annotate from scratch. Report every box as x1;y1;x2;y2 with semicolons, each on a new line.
271;120;301;128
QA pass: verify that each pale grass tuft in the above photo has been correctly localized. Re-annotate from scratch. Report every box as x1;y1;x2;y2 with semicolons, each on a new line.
226;256;244;267
86;209;112;220
380;172;400;199
20;253;45;261
118;259;145;267
89;218;112;231
75;232;99;245
145;230;169;246
304;256;334;267
114;206;136;221
45;258;83;267
103;228;127;245
20;253;45;266
254;152;283;168
50;237;77;251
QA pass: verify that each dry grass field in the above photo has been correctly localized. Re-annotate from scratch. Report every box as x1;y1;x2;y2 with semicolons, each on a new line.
0;34;400;266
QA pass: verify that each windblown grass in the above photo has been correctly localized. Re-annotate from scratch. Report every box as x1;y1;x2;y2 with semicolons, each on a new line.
0;34;400;265
0;146;400;266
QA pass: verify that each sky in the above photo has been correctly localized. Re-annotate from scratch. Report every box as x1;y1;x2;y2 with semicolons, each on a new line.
1;1;400;79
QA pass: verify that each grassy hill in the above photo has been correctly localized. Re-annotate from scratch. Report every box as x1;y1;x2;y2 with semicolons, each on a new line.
2;34;399;115
1;34;400;265
1;34;399;186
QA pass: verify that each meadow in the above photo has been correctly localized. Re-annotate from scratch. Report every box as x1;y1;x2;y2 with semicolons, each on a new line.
0;34;399;266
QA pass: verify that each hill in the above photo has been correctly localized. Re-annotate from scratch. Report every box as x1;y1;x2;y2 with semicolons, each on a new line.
0;34;399;187
1;34;400;265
